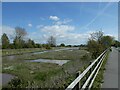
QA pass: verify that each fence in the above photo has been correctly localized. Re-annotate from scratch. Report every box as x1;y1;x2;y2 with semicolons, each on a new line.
65;48;109;90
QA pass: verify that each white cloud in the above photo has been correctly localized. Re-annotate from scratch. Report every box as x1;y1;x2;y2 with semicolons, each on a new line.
41;24;75;37
28;23;32;27
28;24;119;45
1;25;15;38
40;24;90;45
55;19;72;25
0;25;15;42
49;16;60;21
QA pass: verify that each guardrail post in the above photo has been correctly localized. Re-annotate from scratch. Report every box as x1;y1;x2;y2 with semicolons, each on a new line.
89;61;92;75
86;61;92;84
75;71;81;90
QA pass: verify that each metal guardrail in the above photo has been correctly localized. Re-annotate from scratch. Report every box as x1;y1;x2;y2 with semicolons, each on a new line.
66;48;109;90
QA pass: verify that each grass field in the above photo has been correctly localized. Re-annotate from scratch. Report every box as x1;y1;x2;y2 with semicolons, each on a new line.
24;49;90;60
2;48;46;56
2;47;93;88
2;47;65;56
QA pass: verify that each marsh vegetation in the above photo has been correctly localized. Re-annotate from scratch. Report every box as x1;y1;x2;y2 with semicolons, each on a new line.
2;48;92;88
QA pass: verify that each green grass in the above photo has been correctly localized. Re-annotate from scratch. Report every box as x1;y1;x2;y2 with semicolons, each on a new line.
2;48;92;88
2;62;61;88
34;72;47;81
91;51;110;89
2;48;46;56
2;47;65;56
24;49;91;60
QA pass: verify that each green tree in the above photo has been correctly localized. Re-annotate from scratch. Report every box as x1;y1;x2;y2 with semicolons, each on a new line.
60;43;65;47
1;33;10;49
87;39;104;58
35;43;42;48
112;40;120;47
101;36;114;49
9;44;14;49
66;45;72;47
87;31;114;59
27;39;35;48
45;44;51;49
13;36;22;49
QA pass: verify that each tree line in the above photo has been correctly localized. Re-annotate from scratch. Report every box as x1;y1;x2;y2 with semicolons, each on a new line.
1;27;120;55
1;27;58;49
1;26;87;49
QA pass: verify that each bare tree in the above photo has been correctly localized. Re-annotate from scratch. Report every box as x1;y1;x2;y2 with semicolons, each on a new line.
47;36;56;47
90;31;103;44
15;27;27;39
13;27;27;48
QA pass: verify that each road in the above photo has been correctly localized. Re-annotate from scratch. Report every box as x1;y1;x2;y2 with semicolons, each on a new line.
102;47;118;89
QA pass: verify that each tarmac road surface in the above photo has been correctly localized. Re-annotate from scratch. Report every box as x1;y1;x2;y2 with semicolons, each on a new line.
102;47;118;89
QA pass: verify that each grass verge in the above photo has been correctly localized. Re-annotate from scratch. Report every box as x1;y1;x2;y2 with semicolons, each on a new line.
91;50;110;89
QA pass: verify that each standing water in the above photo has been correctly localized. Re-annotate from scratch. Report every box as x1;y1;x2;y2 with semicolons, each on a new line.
1;73;15;86
25;59;70;66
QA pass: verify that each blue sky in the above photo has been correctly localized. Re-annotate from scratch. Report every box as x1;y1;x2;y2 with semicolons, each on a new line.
2;2;118;45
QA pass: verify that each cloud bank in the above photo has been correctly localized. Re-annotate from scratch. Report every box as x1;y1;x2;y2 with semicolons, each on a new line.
1;16;118;45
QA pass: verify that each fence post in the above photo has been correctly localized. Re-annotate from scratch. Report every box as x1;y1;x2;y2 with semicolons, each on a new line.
89;61;92;75
76;71;81;90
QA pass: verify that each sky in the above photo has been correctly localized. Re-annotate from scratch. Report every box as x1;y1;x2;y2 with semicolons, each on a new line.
1;2;118;45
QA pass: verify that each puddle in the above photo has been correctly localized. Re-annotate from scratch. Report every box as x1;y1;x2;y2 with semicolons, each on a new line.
25;59;70;66
33;50;50;54
1;73;15;86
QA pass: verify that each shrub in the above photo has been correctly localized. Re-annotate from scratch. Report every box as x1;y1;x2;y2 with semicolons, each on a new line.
45;44;51;49
8;77;23;88
34;72;47;81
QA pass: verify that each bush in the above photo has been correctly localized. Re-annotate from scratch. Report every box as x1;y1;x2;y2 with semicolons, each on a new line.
60;43;65;47
34;72;47;81
8;77;23;88
45;44;51;49
9;44;15;49
81;54;91;60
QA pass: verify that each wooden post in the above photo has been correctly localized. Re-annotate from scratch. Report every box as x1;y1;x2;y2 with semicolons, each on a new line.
75;71;81;90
